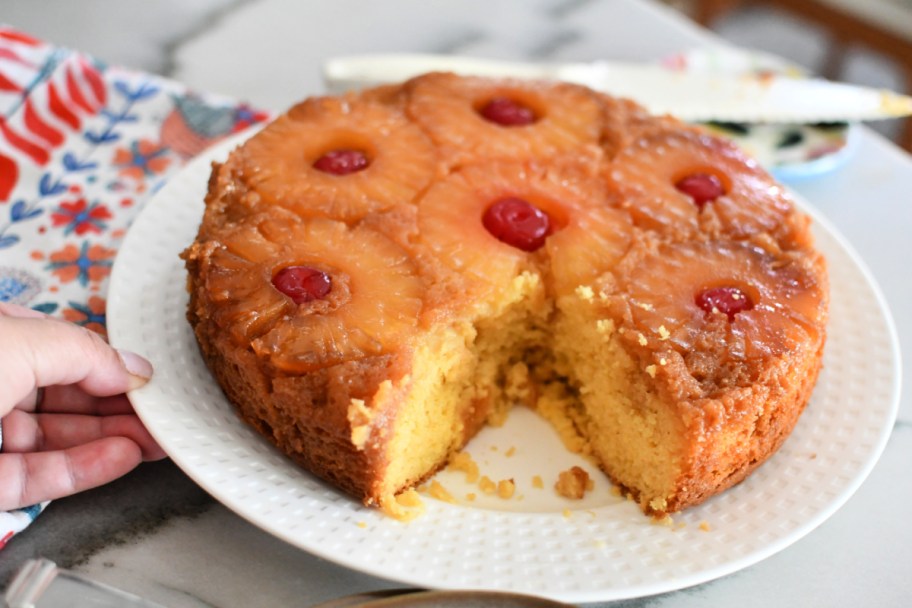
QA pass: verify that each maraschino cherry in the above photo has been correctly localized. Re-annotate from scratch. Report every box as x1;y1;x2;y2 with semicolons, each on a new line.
483;197;552;252
696;286;754;320
479;97;537;126
675;173;725;208
273;266;332;304
313;149;369;175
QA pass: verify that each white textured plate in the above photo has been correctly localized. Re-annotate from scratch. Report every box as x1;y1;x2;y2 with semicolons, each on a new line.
107;132;900;604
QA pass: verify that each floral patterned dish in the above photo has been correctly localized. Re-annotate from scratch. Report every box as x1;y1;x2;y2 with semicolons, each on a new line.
663;48;855;181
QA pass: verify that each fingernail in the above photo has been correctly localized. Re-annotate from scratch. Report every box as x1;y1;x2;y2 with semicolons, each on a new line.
117;348;154;388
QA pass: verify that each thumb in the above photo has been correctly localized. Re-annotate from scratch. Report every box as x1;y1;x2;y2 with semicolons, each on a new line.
0;316;153;411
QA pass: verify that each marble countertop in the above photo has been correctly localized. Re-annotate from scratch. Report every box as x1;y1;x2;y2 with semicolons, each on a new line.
2;0;910;606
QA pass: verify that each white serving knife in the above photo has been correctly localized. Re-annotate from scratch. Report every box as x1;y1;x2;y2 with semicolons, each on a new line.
324;53;912;124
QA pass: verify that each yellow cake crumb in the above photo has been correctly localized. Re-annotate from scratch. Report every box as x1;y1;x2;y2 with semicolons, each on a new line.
699;521;712;532
479;475;497;494
447;451;480;483
645;364;657;378
347;398;373;450
659;357;667;366
347;380;399;450
380;490;425;522
356;521;368;529
466;492;476;502
635;301;654;311
648;496;669;512
397;489;423;507
657;325;670;340
428;480;458;504
653;514;675;527
555;466;592;500
595;318;615;335
497;479;516;499
575;285;595;301
505;446;516;457
637;332;648;346
350;425;370;449
532;475;544;489
562;508;572;518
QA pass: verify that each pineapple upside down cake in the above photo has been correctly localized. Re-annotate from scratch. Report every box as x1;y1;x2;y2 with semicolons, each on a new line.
182;72;828;519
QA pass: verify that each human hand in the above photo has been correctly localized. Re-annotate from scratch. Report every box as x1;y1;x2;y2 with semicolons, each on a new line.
0;302;166;511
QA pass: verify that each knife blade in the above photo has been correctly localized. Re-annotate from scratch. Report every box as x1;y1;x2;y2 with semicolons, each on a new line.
323;53;912;124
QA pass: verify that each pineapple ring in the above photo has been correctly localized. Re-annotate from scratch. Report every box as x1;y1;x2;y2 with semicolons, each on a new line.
406;73;603;167
606;128;810;248
417;160;629;296
545;188;632;298
235;97;438;222
606;239;828;363
203;209;424;372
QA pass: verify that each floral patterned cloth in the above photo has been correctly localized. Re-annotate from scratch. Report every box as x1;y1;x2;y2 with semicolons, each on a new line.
0;26;270;550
